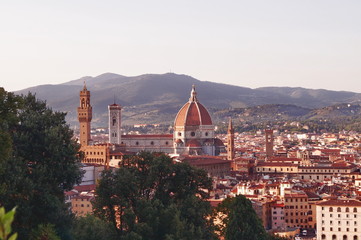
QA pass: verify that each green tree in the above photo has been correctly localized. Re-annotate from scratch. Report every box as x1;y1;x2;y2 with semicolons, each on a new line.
216;195;269;240
71;215;117;240
93;152;216;240
0;89;83;239
30;224;60;240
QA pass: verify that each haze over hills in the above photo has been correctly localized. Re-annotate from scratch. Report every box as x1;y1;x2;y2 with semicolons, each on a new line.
15;73;361;127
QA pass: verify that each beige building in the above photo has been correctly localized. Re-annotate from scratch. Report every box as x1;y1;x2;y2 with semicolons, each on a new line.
299;163;358;182
284;192;311;229
255;162;298;174
316;199;361;240
71;195;94;217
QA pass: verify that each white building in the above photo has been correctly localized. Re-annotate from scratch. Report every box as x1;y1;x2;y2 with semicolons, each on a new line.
316;199;361;240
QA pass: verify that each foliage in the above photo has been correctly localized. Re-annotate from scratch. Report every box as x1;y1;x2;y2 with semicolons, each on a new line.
71;215;117;240
0;207;17;240
215;195;269;240
0;88;83;239
93;152;216;240
29;224;60;240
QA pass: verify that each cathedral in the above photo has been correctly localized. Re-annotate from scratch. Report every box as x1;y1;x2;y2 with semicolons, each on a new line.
78;84;230;171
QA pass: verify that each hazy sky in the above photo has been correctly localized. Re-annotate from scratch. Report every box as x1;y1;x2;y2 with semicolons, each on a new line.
1;1;360;92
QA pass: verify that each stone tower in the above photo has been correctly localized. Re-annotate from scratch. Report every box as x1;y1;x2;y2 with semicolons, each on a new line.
227;118;235;161
77;83;92;146
108;103;122;144
265;129;274;159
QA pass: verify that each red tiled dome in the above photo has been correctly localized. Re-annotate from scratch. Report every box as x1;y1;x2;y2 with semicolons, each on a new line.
174;85;212;127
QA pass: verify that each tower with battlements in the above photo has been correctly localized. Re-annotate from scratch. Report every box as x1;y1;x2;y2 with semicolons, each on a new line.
77;83;92;146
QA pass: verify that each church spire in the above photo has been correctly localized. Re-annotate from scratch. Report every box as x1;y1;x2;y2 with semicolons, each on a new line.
189;84;198;102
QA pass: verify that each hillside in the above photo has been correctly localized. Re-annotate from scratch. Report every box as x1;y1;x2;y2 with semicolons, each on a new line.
15;73;361;127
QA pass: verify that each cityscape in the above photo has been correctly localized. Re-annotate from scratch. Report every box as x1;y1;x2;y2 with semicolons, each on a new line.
1;1;361;240
70;83;361;240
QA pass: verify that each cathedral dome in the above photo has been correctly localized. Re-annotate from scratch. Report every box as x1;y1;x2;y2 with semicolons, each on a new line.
174;85;212;127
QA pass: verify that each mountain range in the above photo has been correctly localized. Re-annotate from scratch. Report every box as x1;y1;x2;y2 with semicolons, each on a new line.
15;73;361;127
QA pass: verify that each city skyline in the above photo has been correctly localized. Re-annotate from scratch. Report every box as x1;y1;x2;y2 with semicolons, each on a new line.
1;1;361;92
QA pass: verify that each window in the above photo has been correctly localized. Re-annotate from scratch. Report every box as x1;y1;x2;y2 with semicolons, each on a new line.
190;132;195;137
346;207;350;212
178;132;182;136
330;207;333;212
205;132;209;136
354;208;357;213
337;207;341;212
136;141;139;145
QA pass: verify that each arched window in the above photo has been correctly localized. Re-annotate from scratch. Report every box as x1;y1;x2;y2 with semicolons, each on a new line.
321;234;326;240
332;235;337;240
346;207;350;212
329;207;333;212
353;208;357;213
343;235;348;240
354;236;358;240
337;207;341;212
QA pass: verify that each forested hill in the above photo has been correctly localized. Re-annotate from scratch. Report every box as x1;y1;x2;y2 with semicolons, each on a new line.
15;72;361;127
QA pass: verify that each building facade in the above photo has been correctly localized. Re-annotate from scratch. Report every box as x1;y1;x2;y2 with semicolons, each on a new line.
316;199;361;240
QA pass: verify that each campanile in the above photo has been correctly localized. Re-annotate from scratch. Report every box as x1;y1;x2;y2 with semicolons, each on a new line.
77;83;92;146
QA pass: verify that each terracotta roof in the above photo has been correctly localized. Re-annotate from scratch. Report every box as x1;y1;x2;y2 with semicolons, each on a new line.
73;184;96;192
268;157;301;162
121;134;172;139
317;199;361;207
174;86;212;126
257;162;298;167
272;203;285;207
182;156;231;166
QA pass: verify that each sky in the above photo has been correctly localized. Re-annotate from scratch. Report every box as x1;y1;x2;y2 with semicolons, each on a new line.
1;1;361;92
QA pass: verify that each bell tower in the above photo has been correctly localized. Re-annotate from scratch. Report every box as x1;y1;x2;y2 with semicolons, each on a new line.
108;103;122;144
227;118;235;161
265;129;274;159
77;83;92;146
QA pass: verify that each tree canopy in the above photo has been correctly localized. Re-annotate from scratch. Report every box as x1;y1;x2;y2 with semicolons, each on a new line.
93;152;217;240
0;88;83;239
215;195;270;240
